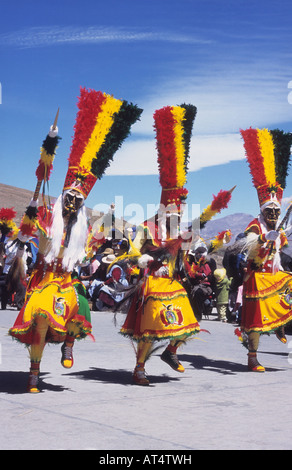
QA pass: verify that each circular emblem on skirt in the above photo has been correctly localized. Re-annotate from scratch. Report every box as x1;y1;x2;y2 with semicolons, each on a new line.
160;303;183;326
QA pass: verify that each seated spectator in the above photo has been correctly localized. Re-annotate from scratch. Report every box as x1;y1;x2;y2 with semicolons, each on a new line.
185;246;215;320
89;253;129;311
79;256;100;289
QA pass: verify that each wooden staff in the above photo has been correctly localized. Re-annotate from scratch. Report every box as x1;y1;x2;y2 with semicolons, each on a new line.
266;202;292;255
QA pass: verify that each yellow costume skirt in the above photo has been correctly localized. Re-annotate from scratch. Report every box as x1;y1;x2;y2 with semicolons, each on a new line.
241;270;292;333
9;269;92;345
120;275;200;342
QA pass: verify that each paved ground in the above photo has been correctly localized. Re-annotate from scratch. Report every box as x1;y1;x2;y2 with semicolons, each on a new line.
0;307;292;451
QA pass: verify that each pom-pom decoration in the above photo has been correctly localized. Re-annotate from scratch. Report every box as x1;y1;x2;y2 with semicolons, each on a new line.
35;133;61;182
208;229;232;253
153;103;197;209
63;88;143;199
0;207;18;239
240;127;292;207
18;205;38;238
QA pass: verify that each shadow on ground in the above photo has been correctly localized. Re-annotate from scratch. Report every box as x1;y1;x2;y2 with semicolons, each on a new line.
0;371;69;394
64;367;181;386
179;353;285;375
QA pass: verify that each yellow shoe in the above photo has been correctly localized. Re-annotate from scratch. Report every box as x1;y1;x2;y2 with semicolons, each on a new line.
27;372;40;393
161;349;185;373
61;343;74;368
276;331;287;344
248;353;265;372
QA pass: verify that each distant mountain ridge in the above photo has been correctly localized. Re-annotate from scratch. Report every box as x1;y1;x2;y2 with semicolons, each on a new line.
200;212;255;243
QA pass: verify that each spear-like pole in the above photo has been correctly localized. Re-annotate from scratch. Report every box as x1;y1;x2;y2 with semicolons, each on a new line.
32;108;59;202
17;109;60;242
277;201;292;232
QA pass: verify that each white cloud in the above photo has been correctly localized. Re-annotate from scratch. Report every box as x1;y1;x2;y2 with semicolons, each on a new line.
190;133;244;170
3;24;290;180
106;133;245;176
0;25;213;48
134;60;292;138
106;55;291;176
119;57;291;177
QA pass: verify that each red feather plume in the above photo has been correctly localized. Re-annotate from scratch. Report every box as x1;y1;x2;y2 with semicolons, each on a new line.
153;106;178;189
210;189;232;212
69;88;106;168
0;207;17;221
240;128;266;188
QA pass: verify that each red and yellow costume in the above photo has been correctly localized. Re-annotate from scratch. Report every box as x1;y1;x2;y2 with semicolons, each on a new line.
239;127;292;371
241;218;292;334
120;104;201;385
121;228;200;343
9;88;142;392
9;206;92;346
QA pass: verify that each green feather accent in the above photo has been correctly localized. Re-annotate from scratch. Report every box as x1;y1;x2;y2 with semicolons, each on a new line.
179;103;197;173
90;101;143;179
271;129;292;189
42;134;61;156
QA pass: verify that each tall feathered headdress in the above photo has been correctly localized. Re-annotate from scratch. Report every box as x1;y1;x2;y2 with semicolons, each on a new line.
63;88;143;199
240;128;292;209
153;103;197;211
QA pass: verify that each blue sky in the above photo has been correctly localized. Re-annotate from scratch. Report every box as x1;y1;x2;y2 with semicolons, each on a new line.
0;0;292;227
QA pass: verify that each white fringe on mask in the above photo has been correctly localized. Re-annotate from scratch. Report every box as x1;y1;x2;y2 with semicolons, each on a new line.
44;192;88;272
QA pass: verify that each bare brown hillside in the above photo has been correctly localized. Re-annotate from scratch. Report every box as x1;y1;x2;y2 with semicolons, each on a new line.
0;183;36;225
0;182;95;225
0;182;119;230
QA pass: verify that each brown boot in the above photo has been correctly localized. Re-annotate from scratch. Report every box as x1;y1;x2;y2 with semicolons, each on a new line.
247;352;265;372
133;363;150;386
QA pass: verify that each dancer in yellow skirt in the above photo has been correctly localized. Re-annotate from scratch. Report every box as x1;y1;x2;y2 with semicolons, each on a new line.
9;88;142;392
239;127;292;372
9;198;92;390
120;233;201;385
120;104;200;385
